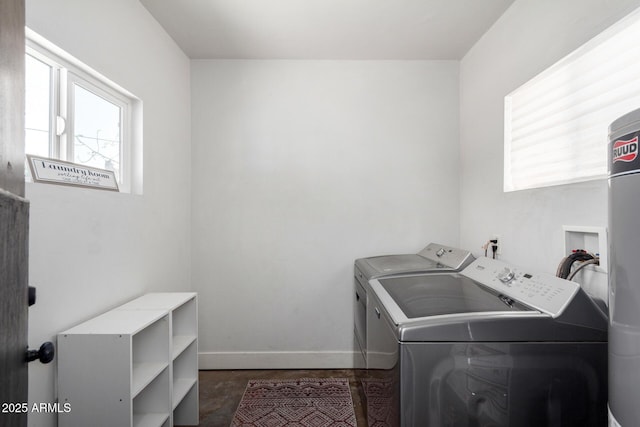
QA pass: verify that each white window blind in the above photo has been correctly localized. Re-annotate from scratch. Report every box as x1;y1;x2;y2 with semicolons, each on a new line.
504;7;640;192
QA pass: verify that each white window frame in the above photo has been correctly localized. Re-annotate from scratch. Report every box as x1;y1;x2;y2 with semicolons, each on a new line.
66;72;132;189
26;29;138;193
504;6;640;192
25;46;60;159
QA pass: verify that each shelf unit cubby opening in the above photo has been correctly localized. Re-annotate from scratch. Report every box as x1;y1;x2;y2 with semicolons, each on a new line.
172;298;197;344
133;366;171;427
173;384;198;426
132;315;170;397
172;340;198;407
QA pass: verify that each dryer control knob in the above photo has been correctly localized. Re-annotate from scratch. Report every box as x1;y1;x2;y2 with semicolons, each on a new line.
498;268;516;283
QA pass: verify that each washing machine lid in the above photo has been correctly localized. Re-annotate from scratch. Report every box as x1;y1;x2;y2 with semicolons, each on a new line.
378;274;528;319
369;273;544;342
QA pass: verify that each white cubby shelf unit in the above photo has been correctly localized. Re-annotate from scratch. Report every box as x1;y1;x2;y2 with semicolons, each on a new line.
57;292;198;427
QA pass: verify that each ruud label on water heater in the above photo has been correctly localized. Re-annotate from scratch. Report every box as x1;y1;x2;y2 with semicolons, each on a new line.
610;131;640;178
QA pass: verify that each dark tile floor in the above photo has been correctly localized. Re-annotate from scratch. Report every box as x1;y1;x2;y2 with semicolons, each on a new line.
196;369;367;427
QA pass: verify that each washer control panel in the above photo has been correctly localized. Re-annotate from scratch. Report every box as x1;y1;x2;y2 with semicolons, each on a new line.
462;257;580;318
419;243;474;270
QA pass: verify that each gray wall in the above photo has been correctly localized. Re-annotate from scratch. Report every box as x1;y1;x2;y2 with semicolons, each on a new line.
191;60;461;368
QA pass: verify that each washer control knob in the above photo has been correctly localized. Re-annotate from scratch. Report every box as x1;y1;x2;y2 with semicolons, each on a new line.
498;267;516;283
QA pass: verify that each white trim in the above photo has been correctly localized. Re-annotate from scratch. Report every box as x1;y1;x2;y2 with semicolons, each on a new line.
198;351;360;370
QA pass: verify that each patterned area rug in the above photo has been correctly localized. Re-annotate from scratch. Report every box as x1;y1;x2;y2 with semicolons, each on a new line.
230;378;357;427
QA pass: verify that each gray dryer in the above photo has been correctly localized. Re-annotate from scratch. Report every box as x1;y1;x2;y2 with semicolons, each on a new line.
354;243;474;367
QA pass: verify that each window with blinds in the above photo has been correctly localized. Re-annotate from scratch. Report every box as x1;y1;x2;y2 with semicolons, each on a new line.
504;7;640;192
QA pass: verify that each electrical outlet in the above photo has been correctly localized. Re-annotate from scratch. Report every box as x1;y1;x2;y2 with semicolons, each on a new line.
492;235;501;255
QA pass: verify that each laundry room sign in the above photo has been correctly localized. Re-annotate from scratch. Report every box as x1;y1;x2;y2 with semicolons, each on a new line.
27;155;119;191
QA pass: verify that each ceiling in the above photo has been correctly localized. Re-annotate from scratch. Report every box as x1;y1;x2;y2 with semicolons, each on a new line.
139;0;515;60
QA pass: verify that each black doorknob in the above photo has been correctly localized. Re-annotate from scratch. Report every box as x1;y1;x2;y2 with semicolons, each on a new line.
28;286;36;306
26;342;55;364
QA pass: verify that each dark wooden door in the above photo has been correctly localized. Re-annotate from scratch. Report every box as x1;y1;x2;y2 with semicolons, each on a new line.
0;1;28;426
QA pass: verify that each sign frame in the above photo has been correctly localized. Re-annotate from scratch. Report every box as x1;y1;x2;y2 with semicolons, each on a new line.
27;155;119;192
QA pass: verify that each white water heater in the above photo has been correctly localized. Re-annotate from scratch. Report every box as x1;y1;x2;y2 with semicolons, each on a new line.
608;107;640;427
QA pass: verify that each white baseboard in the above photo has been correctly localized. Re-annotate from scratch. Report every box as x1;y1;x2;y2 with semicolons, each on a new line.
198;350;365;370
